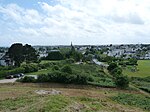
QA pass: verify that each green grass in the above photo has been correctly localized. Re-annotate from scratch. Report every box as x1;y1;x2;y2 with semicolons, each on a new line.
71;96;103;111
26;68;52;75
123;60;150;77
40;60;59;64
0;84;148;112
37;95;70;112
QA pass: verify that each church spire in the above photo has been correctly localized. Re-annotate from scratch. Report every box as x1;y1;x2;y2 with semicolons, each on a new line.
71;41;75;51
71;41;73;47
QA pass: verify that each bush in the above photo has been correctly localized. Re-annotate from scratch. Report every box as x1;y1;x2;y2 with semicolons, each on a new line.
111;67;122;77
38;62;53;69
75;74;93;84
52;65;59;71
107;62;118;72
19;76;36;83
0;66;15;71
115;75;129;89
37;74;49;82
126;58;138;65
0;67;25;78
21;63;38;73
65;58;75;64
36;71;93;85
61;65;72;74
0;71;7;79
7;67;25;75
47;71;76;84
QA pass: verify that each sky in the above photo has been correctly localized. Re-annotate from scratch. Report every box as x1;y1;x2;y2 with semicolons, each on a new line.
0;0;150;46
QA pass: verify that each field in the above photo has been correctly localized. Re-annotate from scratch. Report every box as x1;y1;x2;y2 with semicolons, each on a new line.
0;83;149;112
123;60;150;77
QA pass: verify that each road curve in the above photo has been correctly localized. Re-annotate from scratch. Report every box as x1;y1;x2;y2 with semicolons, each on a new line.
0;75;38;84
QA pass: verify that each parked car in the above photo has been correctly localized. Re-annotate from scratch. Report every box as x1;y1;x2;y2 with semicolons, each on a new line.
19;73;24;77
13;74;21;78
5;75;14;79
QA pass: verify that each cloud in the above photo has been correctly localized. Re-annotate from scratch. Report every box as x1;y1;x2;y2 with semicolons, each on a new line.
0;0;150;46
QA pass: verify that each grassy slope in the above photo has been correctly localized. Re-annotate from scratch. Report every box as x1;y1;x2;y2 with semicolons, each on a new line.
123;60;150;77
0;83;148;112
26;68;52;75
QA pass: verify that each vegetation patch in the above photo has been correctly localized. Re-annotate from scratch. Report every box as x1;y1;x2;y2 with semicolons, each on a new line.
0;96;39;111
71;96;103;111
131;76;150;93
41;95;70;112
111;93;150;111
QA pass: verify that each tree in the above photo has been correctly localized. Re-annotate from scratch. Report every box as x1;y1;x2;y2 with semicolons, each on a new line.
128;58;138;65
107;62;118;73
7;43;24;67
107;62;129;89
7;43;38;67
23;44;38;63
46;51;64;60
111;67;122;77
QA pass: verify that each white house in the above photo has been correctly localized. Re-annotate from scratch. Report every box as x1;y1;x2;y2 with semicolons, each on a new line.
0;54;14;66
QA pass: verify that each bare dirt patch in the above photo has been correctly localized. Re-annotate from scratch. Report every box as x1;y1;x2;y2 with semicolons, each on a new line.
35;89;61;95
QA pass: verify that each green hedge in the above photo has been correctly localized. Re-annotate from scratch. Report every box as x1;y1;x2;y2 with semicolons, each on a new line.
37;71;93;84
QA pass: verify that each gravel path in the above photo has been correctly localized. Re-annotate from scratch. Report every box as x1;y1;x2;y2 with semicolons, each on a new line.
0;78;18;83
0;75;37;84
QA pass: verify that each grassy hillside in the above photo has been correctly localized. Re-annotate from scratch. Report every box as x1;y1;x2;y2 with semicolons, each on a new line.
123;60;150;77
0;83;149;112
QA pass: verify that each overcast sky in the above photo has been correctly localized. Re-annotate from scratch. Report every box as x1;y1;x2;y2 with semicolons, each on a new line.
0;0;150;46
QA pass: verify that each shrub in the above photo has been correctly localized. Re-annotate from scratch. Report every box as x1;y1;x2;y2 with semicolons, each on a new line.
52;65;60;71
111;67;122;77
38;62;53;69
65;58;75;64
115;75;129;89
37;74;49;82
19;76;36;83
36;71;93;85
21;63;38;73
107;62;118;72
0;71;7;78
75;74;92;84
61;65;72;74
0;67;25;78
7;67;25;75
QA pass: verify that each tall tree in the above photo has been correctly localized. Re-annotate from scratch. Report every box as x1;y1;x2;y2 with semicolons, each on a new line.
23;44;38;63
7;43;24;67
7;43;38;66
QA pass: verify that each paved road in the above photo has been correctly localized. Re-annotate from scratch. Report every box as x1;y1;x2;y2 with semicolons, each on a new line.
0;78;18;83
93;59;109;67
0;75;38;84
